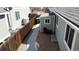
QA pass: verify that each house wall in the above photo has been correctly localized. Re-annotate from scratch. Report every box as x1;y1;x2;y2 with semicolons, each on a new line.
0;12;10;42
56;16;68;51
55;14;79;51
40;16;55;32
10;7;31;30
73;32;79;51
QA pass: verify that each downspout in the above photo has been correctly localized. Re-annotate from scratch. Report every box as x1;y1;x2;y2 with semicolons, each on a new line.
3;7;13;33
6;13;12;32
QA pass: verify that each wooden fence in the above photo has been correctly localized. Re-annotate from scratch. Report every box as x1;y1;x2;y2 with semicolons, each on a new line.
0;16;36;51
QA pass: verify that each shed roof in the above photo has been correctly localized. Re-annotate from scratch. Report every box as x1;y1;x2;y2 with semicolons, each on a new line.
40;13;49;18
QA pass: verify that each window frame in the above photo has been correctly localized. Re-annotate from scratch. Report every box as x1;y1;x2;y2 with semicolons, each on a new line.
56;15;58;25
44;18;51;24
0;14;5;19
56;15;59;28
65;24;75;50
68;28;75;49
15;11;20;20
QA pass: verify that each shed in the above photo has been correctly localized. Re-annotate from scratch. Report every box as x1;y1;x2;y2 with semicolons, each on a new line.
40;13;55;33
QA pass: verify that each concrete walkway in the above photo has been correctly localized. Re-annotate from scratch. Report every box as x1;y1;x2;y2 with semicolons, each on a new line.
26;24;40;51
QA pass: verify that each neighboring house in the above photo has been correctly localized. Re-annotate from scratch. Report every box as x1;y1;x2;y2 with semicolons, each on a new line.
0;7;31;43
48;7;79;51
10;7;31;30
41;7;50;13
30;7;48;15
0;7;10;42
30;7;42;15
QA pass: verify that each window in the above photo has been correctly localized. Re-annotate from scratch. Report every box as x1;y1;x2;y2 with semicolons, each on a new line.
65;25;70;42
15;11;20;20
68;28;74;49
44;18;51;24
65;25;75;49
56;15;58;25
0;14;5;19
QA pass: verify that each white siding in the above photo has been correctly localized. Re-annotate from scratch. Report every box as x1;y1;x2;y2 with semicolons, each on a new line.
56;16;68;50
74;32;79;51
0;13;10;42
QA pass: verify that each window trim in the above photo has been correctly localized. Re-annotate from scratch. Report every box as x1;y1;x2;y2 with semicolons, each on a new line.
71;31;77;51
44;18;51;24
65;24;75;50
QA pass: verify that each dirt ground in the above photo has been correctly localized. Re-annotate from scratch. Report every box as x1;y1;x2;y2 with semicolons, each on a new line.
36;32;60;51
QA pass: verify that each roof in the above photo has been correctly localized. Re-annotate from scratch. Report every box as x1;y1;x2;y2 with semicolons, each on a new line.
48;7;79;27
0;7;7;13
40;13;49;18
